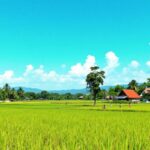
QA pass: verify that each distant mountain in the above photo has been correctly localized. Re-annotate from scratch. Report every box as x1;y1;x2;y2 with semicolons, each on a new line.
14;87;42;93
14;87;88;94
101;84;128;91
49;89;88;94
49;84;128;94
14;84;128;94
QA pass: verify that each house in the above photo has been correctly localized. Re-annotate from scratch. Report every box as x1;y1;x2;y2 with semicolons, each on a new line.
79;96;84;99
141;88;150;102
142;88;150;94
117;89;141;100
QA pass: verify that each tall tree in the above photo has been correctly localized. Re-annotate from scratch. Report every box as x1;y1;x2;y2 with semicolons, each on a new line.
128;80;138;92
147;78;150;87
9;88;19;101
114;85;124;94
108;87;117;100
3;83;11;100
17;87;25;100
138;83;147;94
86;66;105;106
40;91;49;99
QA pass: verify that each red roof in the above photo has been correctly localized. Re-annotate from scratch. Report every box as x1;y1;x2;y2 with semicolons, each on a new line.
123;89;141;99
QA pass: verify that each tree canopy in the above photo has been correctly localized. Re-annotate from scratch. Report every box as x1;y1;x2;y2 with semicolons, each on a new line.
86;66;105;105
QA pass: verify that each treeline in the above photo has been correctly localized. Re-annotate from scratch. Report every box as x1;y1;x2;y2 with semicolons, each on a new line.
0;84;89;101
0;78;150;101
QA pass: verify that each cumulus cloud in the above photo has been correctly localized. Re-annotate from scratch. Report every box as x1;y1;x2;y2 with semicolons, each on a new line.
0;51;149;90
0;70;24;86
23;65;58;82
4;55;96;89
146;61;150;67
130;60;140;68
69;55;96;77
1;70;14;79
103;51;119;74
24;64;34;76
105;68;149;86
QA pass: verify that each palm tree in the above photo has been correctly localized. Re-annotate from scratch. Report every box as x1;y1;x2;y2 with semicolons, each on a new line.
17;87;25;100
3;83;11;100
9;88;18;101
128;80;138;92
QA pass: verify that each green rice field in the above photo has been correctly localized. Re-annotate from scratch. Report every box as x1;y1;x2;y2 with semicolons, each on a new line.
0;100;150;150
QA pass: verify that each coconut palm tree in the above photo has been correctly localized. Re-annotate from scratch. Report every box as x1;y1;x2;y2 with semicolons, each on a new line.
3;83;11;100
128;80;138;92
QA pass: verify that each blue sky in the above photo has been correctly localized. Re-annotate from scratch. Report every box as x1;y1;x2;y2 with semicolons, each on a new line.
0;0;150;90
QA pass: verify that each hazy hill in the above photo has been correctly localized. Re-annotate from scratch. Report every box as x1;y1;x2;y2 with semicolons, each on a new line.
14;84;128;94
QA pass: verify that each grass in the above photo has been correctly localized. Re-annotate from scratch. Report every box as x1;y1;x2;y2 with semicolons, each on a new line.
0;100;150;150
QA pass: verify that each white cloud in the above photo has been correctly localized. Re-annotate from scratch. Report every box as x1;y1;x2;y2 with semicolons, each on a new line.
69;55;96;77
105;63;149;86
24;65;34;76
146;61;150;67
130;60;140;68
23;65;58;82
104;51;119;74
2;70;14;79
27;65;34;72
0;70;24;86
0;51;149;90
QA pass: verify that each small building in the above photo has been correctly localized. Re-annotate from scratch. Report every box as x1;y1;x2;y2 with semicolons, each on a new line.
143;88;150;94
79;96;84;99
5;99;11;103
117;89;141;100
141;88;150;102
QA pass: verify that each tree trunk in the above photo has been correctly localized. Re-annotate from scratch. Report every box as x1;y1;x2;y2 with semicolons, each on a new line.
94;99;96;106
93;93;96;106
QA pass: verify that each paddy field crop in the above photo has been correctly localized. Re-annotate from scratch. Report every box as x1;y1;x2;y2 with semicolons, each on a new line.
0;100;150;150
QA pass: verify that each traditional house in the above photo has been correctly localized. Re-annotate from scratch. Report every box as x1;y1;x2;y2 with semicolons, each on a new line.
79;96;84;99
142;88;150;95
141;88;150;102
117;89;141;100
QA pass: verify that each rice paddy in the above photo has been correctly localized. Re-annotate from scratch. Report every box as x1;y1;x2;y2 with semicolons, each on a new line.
0;100;150;150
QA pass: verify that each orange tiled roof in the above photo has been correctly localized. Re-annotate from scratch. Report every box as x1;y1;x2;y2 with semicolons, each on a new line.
123;89;141;99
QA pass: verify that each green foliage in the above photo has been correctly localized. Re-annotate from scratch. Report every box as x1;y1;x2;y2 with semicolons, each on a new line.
86;66;105;105
0;84;88;101
142;93;150;101
114;85;124;94
3;83;11;100
127;78;150;95
146;78;150;87
17;87;25;100
25;92;37;100
128;80;138;92
107;85;124;100
97;90;107;99
40;91;49;99
0;77;149;102
108;87;117;99
137;83;147;94
9;88;19;100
